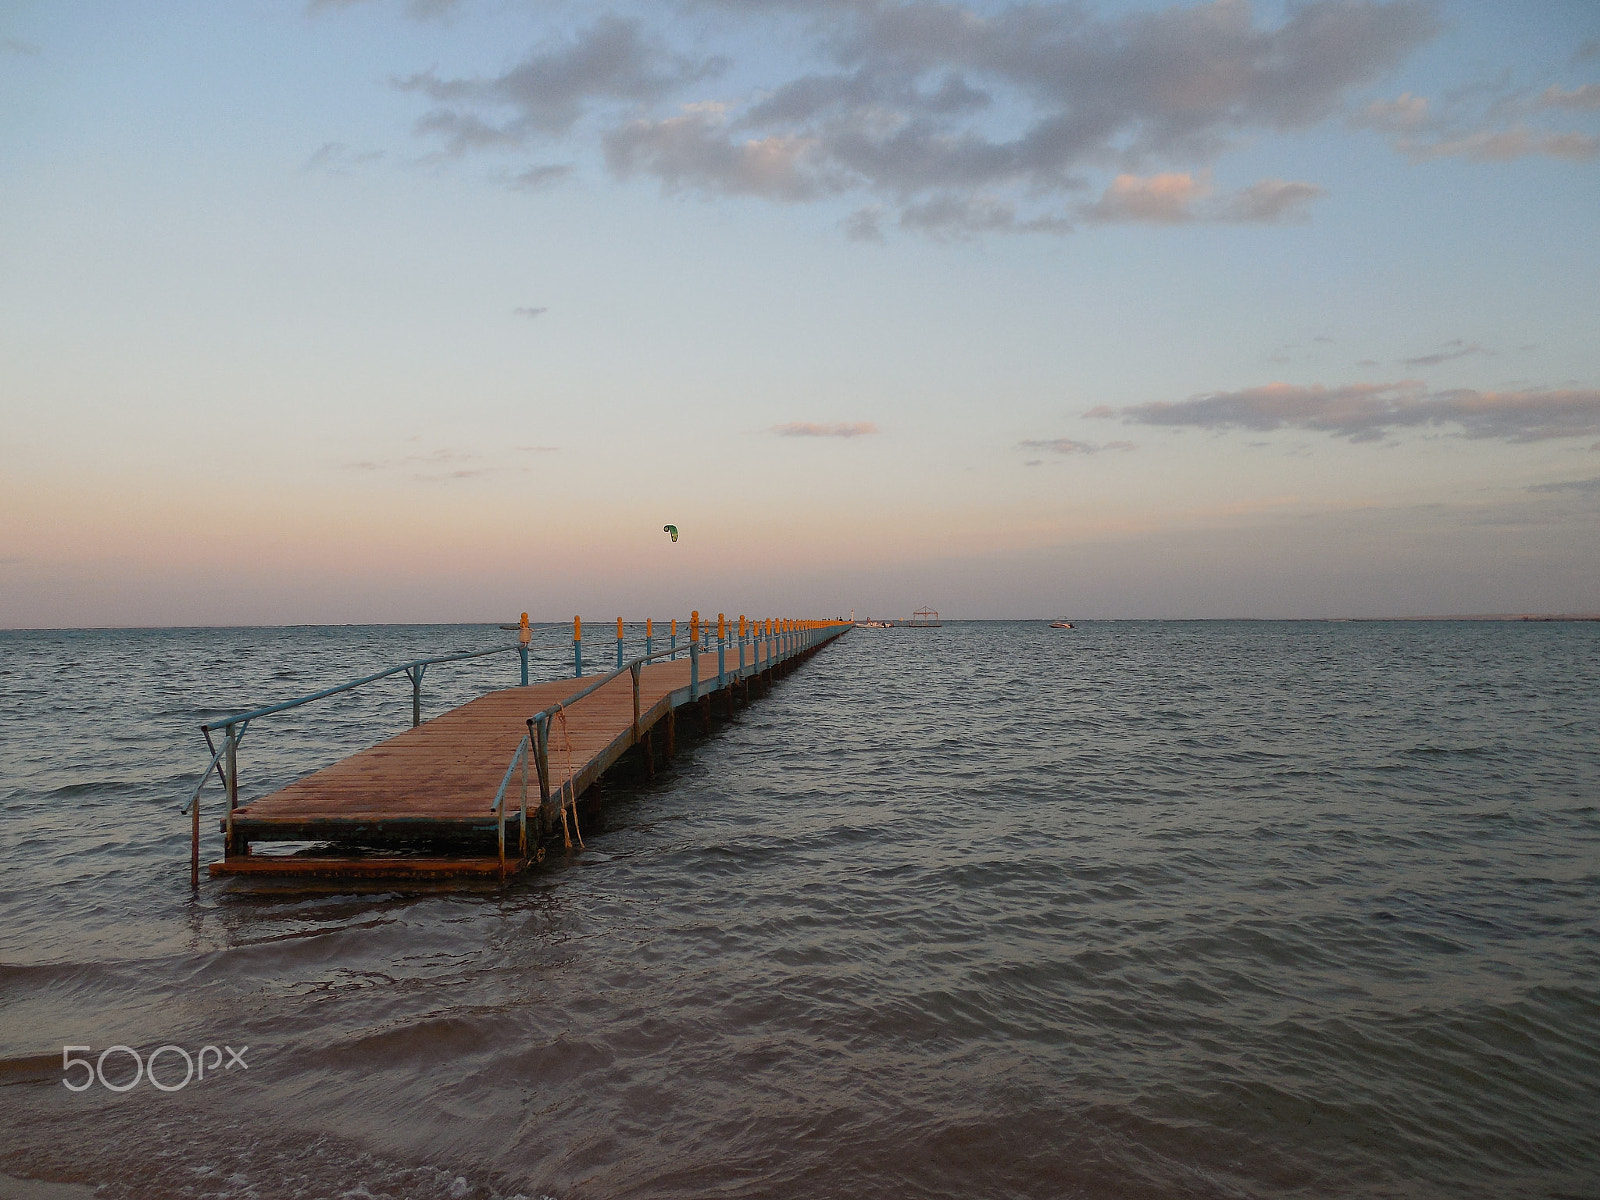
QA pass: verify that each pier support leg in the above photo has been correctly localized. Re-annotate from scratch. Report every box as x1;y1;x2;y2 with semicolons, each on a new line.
643;728;655;779
700;695;711;735
190;799;199;889
667;707;676;758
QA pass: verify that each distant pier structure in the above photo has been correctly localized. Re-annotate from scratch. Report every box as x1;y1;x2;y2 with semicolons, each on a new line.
854;608;942;628
183;615;851;882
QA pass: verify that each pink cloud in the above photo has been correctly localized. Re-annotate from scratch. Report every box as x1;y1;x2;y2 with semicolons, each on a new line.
773;421;879;438
1087;173;1207;223
1017;438;1137;455
1085;172;1324;224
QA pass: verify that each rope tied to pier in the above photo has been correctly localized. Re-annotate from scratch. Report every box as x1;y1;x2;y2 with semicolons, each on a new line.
552;704;583;850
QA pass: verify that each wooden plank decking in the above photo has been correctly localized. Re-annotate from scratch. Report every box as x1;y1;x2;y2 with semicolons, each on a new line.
212;627;847;878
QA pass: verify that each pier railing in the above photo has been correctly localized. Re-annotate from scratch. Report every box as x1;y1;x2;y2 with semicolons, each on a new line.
184;643;534;812
494;618;850;875
185;615;851;883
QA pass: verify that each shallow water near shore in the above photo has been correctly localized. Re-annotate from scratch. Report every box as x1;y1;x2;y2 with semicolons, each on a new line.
1;620;1598;1199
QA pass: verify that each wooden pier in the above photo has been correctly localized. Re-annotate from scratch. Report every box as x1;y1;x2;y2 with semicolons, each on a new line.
192;617;850;881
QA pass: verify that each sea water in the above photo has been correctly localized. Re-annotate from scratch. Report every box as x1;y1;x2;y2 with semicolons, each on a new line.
1;621;1596;1198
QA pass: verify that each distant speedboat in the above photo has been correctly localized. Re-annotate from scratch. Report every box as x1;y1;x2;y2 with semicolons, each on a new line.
1049;621;1075;629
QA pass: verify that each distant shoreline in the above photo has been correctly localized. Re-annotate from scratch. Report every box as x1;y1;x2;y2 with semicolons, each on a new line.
3;614;1600;632
1381;614;1600;622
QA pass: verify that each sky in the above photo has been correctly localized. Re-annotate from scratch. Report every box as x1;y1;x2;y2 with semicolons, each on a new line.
1;0;1597;625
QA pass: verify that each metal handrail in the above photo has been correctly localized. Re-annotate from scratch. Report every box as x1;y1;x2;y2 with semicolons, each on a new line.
525;639;707;727
198;643;526;733
182;638;549;819
516;622;852;824
490;733;532;874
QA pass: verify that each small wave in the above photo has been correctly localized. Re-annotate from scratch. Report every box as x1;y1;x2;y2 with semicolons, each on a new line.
45;781;143;799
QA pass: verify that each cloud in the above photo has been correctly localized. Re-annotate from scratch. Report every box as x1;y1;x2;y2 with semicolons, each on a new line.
2;36;41;56
1399;339;1490;367
841;205;887;242
774;421;878;437
304;142;384;172
398;16;725;151
1218;177;1324;222
1020;437;1096;455
605;105;829;201
507;163;572;191
1083;172;1323;224
308;0;461;16
400;0;1435;238
1539;84;1600;112
1398;127;1598;162
1528;476;1600;494
1093;381;1600;444
1085;172;1207;223
1017;438;1136;455
512;306;548;318
898;194;1073;238
340;446;536;482
1350;91;1432;132
1354;79;1600;162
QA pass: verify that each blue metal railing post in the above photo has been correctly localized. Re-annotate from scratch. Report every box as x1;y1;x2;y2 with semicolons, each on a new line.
408;664;426;727
690;642;700;700
223;722;239;853
574;616;583;678
617;618;624;672
518;645;529;687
